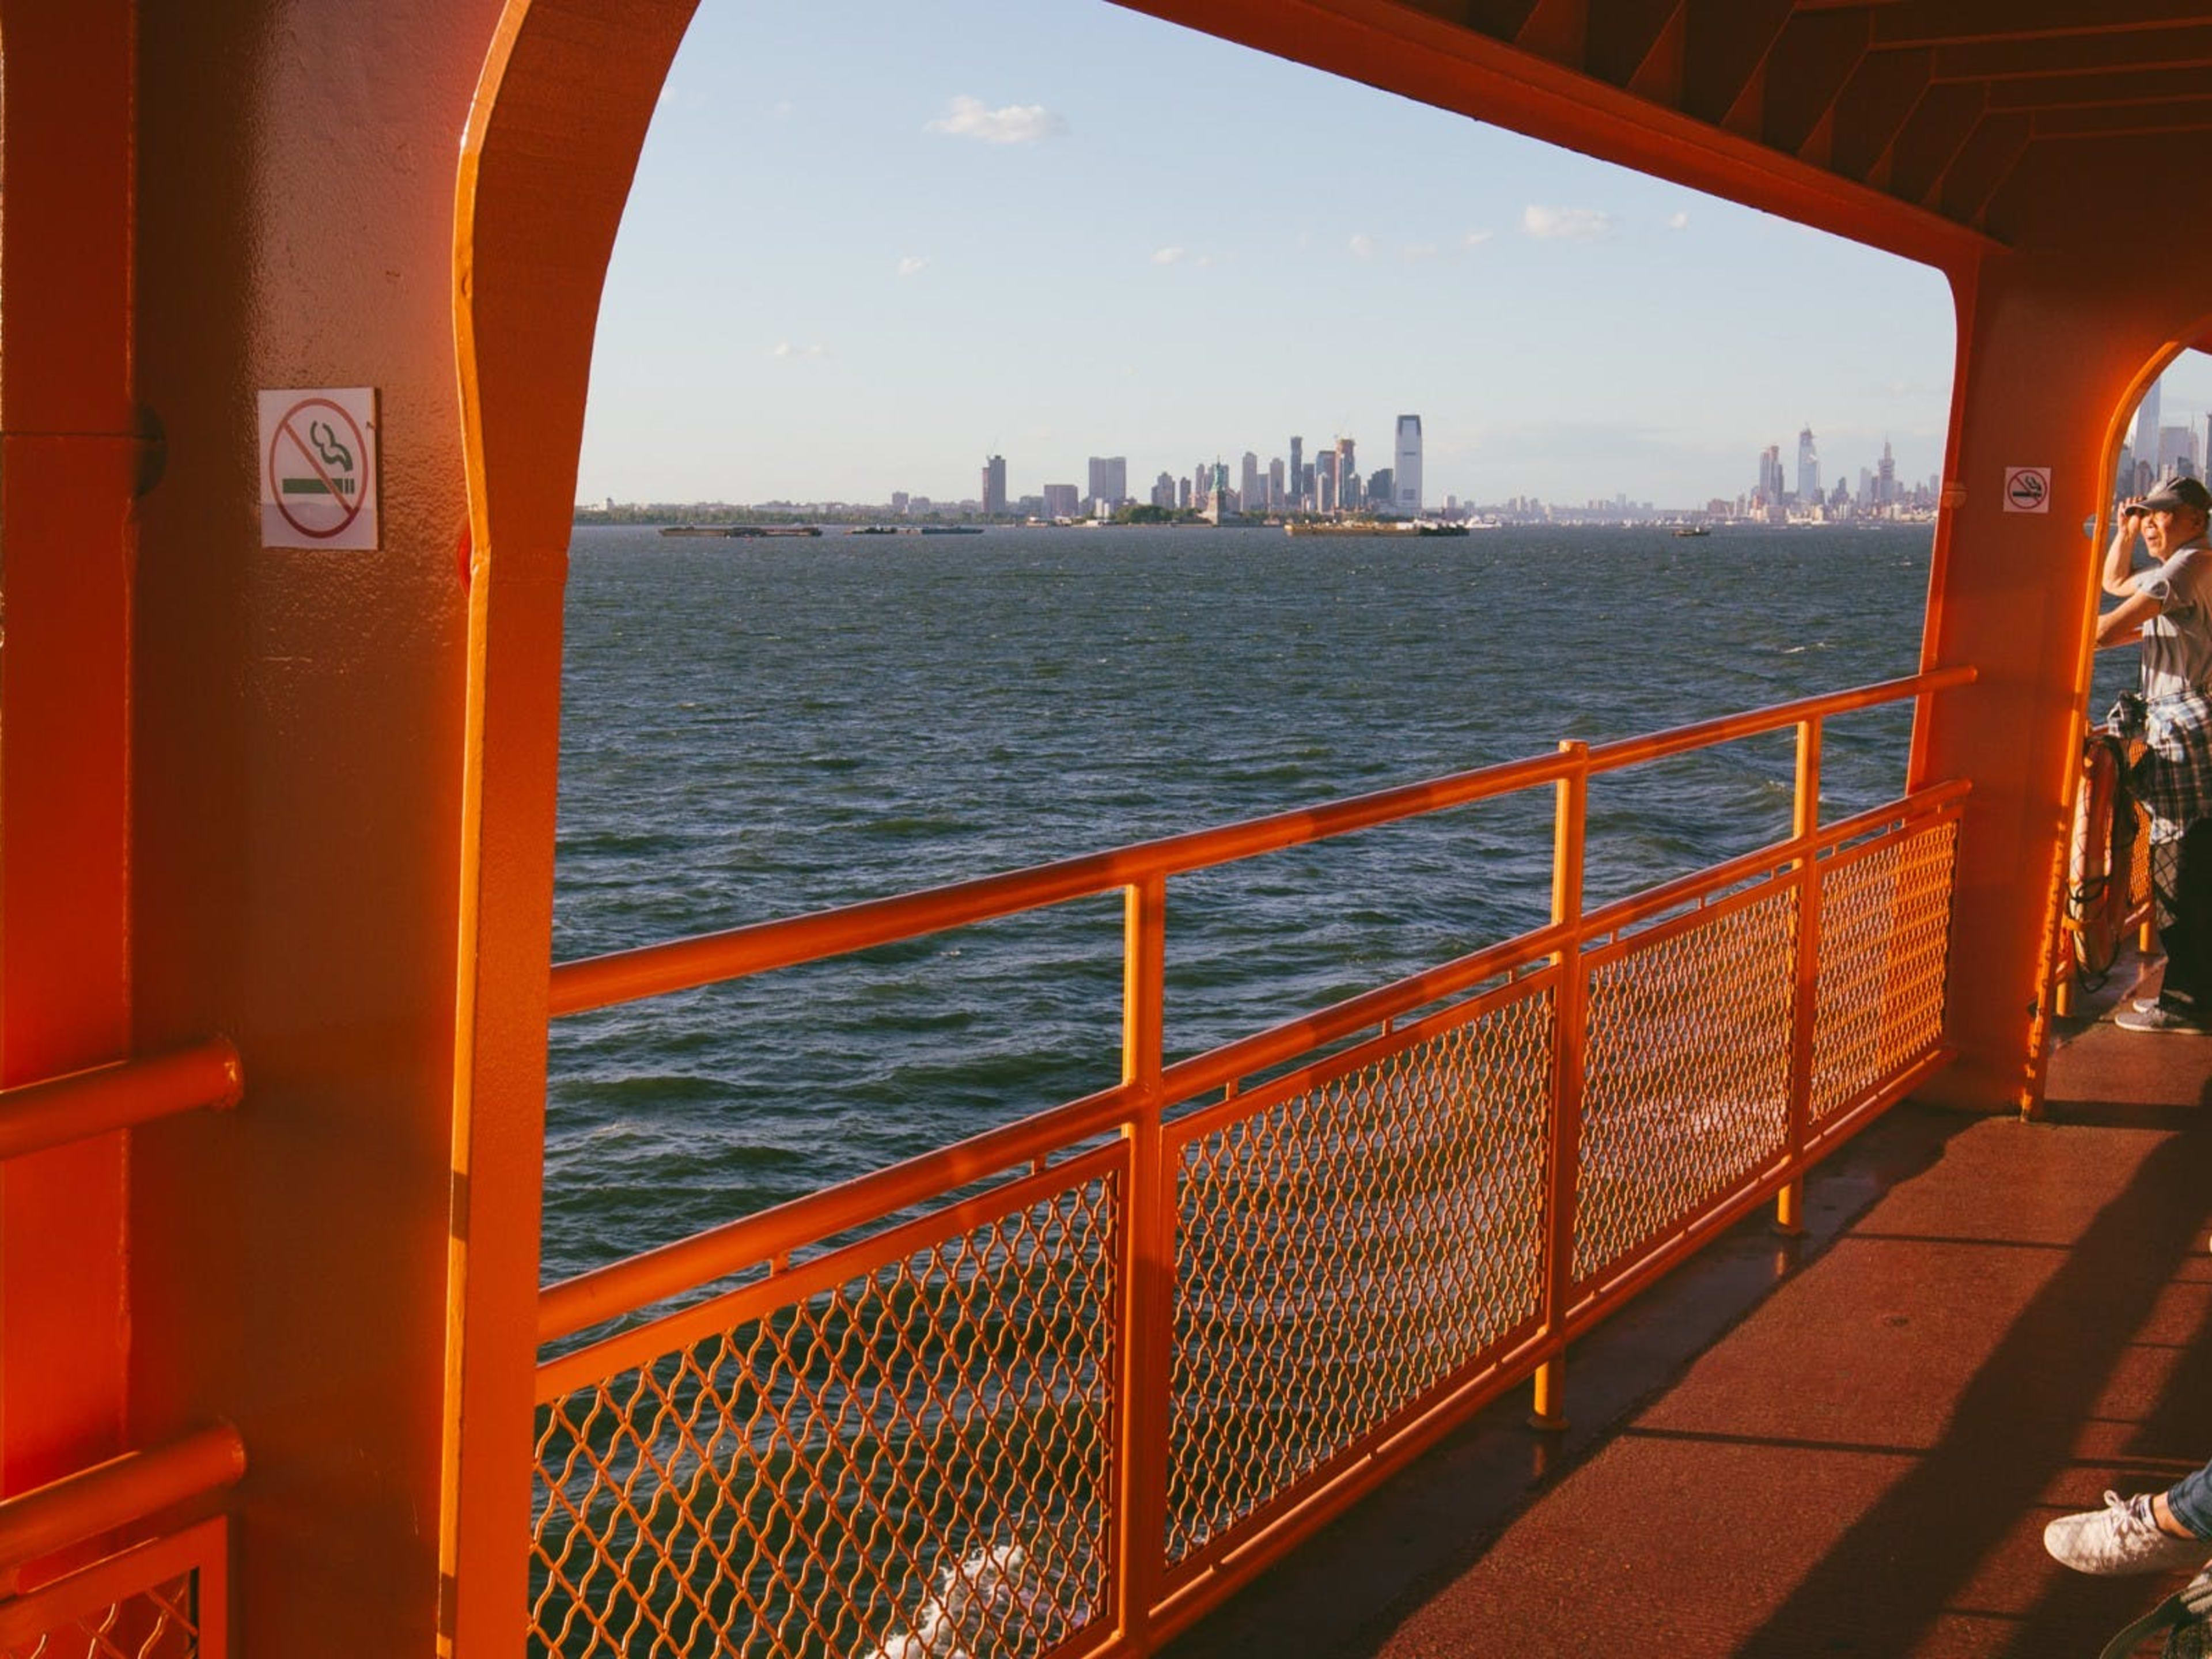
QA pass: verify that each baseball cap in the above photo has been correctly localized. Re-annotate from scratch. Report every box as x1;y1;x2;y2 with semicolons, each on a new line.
2141;475;2211;514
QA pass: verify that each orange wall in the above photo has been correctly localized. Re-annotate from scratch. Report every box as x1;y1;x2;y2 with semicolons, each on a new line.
119;3;502;1652
0;1;138;1498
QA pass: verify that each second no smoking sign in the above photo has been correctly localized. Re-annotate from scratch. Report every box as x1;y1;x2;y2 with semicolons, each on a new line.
259;387;379;549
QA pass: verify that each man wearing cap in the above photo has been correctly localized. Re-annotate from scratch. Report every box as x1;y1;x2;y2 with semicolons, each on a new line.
2096;473;2212;1032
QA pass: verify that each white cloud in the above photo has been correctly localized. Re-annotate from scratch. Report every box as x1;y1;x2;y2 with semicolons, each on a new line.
1400;241;1441;263
1348;232;1377;259
1522;204;1613;241
1463;228;1495;247
771;340;829;360
925;95;1066;145
1151;245;1185;265
896;255;930;278
1666;211;1690;231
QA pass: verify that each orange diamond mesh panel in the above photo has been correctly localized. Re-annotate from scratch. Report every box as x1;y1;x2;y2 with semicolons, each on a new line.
1810;820;1957;1124
1573;889;1795;1285
530;1174;1119;1659
1167;989;1554;1565
2;1575;200;1659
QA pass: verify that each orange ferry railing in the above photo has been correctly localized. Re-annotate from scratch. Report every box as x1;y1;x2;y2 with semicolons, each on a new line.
0;1038;243;1164
0;1044;245;1659
528;666;1972;1659
0;1425;244;1658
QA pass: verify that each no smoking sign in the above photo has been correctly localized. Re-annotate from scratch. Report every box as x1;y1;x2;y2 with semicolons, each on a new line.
2003;465;2052;514
259;388;378;549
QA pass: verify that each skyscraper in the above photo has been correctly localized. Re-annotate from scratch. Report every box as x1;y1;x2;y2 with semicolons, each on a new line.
981;455;1007;516
2138;374;2164;463
1335;438;1356;514
1796;426;1820;505
1877;440;1895;506
1086;456;1128;507
1394;415;1422;513
1289;437;1304;503
1240;452;1261;510
1267;457;1285;506
1756;445;1782;503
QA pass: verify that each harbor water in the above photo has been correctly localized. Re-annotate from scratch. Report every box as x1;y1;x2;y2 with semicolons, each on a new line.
546;522;1942;1285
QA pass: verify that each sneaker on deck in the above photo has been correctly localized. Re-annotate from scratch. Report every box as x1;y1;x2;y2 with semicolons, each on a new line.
2116;1001;2212;1033
2046;1491;2210;1575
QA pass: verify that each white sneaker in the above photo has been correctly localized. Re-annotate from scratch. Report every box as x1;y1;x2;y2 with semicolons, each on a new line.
2045;1491;2209;1575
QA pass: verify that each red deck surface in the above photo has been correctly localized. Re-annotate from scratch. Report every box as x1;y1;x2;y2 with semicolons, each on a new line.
1168;999;2212;1657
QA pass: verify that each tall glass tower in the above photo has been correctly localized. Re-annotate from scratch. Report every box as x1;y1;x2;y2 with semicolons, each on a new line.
2138;374;2164;465
1395;415;1423;513
1796;426;1820;504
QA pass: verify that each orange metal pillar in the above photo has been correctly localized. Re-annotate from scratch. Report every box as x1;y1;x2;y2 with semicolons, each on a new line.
445;3;702;1652
1915;247;2208;1112
1777;718;1820;1233
1531;742;1586;1430
0;0;139;1497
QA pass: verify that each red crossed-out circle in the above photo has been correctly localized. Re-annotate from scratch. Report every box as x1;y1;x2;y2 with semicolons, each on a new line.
268;397;368;539
2006;468;2048;510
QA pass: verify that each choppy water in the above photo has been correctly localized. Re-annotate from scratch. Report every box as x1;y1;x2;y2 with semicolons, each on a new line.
546;522;1935;1283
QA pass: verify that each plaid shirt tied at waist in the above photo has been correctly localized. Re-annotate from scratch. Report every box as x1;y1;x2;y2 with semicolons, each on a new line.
2131;687;2212;840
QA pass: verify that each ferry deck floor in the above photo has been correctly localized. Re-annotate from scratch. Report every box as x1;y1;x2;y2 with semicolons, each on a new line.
1165;955;2212;1658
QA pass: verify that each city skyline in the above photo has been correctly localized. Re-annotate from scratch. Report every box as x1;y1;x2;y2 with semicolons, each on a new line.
572;0;2212;509
574;0;1969;507
586;412;1937;521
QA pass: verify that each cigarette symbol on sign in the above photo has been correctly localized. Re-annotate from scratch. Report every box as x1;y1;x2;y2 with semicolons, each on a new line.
2003;465;2052;514
268;398;368;537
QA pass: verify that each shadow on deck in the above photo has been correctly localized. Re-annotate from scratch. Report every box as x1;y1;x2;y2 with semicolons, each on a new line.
1166;967;2212;1658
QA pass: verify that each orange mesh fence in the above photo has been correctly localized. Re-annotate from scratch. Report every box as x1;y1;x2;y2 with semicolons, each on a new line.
529;1151;1122;1659
0;1520;225;1659
1;1578;198;1659
1810;819;1959;1127
1573;885;1797;1286
1164;980;1554;1568
530;677;1972;1657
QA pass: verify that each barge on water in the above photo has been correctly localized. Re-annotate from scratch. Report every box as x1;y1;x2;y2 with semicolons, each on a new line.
658;523;822;538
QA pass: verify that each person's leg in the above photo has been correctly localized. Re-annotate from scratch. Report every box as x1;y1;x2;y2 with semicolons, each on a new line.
2169;1467;2212;1542
2164;818;2212;1005
2118;831;2210;1028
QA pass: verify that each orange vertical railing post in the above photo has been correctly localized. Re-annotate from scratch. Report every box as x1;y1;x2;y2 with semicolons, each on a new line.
1115;874;1171;1651
1779;718;1823;1233
1531;742;1588;1430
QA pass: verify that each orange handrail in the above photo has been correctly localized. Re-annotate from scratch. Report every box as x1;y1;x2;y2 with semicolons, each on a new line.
537;676;1975;1347
547;666;1971;1020
0;1039;243;1164
547;748;1582;1016
1584;665;1971;771
0;1425;245;1581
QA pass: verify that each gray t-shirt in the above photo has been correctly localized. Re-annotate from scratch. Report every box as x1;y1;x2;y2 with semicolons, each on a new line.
2139;543;2212;700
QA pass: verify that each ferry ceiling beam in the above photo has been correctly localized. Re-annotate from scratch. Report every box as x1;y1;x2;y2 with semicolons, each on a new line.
1119;0;1997;266
1136;0;2212;247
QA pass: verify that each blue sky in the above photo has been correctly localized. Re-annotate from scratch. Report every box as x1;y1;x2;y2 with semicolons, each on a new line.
577;0;1972;507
